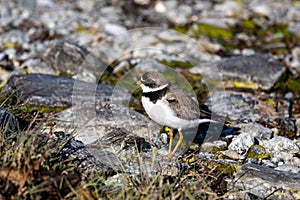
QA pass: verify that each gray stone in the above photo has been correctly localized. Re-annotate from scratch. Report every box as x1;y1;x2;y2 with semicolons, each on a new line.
4;74;130;109
228;133;255;154
201;140;227;153
76;0;96;11
231;163;300;199
214;0;242;17
54;102;160;145
49;131;115;176
271;157;283;165
296;118;300;136
249;2;271;17
206;91;265;121
42;40;107;80
93;28;212;68
274;152;298;165
275;164;300;173
262;136;299;154
72;71;97;83
21;58;55;75
0;30;29;47
103;23;129;36
219;150;243;160
262;160;277;168
192;54;286;90
235;123;273;140
0;0;13;27
166;4;192;25
0;108;19;139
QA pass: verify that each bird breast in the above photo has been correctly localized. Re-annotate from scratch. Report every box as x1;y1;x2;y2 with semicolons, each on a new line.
141;96;199;130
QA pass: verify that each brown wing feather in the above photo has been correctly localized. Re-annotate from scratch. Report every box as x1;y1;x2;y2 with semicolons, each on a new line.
165;84;200;120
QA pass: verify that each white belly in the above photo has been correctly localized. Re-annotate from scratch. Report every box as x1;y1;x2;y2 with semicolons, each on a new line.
141;96;199;130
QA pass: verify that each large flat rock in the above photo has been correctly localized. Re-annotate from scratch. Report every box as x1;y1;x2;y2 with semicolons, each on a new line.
53;102;160;145
231;163;300;199
4;74;130;109
191;54;286;90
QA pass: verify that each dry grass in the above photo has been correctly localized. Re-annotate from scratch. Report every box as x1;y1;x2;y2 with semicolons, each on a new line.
0;107;232;199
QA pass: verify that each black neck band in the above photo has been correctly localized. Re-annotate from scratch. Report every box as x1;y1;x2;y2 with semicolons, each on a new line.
142;87;168;103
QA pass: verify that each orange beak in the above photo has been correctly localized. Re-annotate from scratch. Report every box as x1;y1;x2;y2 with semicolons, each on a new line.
135;80;142;86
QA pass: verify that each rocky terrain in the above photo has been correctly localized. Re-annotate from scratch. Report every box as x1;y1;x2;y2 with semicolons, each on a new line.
0;0;300;199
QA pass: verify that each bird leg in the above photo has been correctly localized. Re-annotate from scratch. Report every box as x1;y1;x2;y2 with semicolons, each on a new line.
171;130;183;156
167;130;183;159
168;128;173;154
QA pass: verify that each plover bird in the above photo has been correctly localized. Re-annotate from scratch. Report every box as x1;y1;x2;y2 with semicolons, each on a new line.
136;71;215;158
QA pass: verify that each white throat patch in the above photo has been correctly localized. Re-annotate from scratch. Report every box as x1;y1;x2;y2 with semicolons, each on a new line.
140;83;169;93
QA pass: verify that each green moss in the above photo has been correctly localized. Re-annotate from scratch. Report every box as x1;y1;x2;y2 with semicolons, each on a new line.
173;25;189;34
266;98;275;105
18;104;67;113
246;145;270;159
99;73;119;85
158;59;193;69
233;80;259;89
286;78;300;92
76;23;99;34
241;19;256;30
272;71;288;90
193;23;233;40
205;79;225;90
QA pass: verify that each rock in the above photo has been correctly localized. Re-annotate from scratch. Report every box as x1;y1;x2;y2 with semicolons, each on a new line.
21;58;55;75
262;160;277;168
166;3;192;25
103;23;129;36
0;53;14;71
275;164;300;173
72;71;97;83
296;118;300;136
4;74;130;109
214;0;242;17
42;40;107;81
0;29;29;47
53;131;114;173
206;91;276;121
219;149;242;160
246;145;270;159
270;157;283;165
197;18;235;29
288;21;300;36
231;163;300;199
273;152;300;167
54;102;160;145
76;0;96;12
191;54;286;90
274;117;297;137
46;131;116;178
262;136;299;154
235;123;273;140
0;108;19;139
249;2;271;17
0;0;12;27
228;133;257;154
90;127;147;151
93;28;212;67
89;129;183;176
37;0;55;8
201;140;227;153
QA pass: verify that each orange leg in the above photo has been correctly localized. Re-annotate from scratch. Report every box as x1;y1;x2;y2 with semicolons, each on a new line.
168;128;173;154
167;129;183;159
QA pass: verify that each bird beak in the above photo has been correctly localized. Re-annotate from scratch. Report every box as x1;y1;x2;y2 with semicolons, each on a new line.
135;80;142;86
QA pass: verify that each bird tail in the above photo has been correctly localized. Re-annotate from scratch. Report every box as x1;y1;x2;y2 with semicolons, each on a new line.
197;119;217;124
